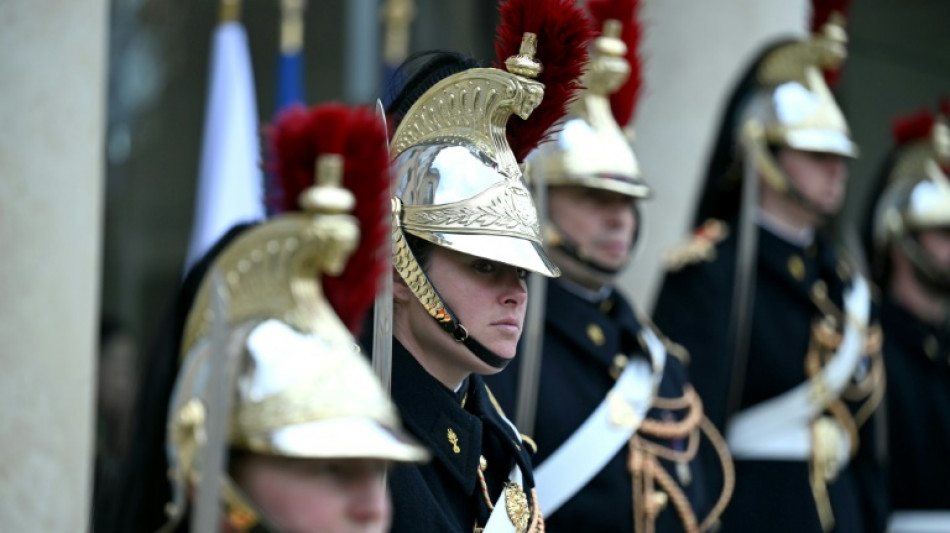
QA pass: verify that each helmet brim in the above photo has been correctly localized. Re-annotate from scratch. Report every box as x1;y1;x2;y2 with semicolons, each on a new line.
412;230;561;278
247;417;430;463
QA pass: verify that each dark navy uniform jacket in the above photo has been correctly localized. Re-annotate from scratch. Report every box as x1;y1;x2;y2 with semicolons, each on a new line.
652;222;888;533
486;278;711;532
881;297;950;511
388;339;538;533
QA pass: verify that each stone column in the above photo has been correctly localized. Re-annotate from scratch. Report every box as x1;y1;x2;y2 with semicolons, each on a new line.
0;0;108;530
619;0;808;309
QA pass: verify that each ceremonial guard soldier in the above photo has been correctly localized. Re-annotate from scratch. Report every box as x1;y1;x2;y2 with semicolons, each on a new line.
109;103;427;533
376;1;593;531
487;1;733;531
652;2;888;532
864;103;950;533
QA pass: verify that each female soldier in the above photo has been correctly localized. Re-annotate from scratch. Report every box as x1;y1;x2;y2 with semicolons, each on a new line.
375;0;593;530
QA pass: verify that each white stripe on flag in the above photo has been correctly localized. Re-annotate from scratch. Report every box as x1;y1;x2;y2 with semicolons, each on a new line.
185;21;264;272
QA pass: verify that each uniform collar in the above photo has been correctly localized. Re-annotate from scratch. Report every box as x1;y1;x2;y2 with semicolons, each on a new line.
391;341;483;494
757;224;847;302
555;277;613;303
756;208;815;247
882;296;950;364
544;280;648;370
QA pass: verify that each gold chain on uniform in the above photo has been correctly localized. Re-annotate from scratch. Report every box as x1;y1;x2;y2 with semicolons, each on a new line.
804;279;885;531
628;385;735;533
472;457;544;533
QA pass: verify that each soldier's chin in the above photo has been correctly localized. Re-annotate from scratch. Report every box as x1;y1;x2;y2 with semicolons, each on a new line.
490;342;518;361
815;202;843;221
471;342;517;375
593;253;628;273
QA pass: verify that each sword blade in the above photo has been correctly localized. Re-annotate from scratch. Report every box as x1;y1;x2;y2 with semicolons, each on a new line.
373;98;394;393
515;164;548;434
190;269;234;533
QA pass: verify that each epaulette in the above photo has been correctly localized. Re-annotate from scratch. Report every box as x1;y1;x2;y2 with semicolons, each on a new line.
484;384;509;419
639;315;692;366
663;338;691;365
834;244;857;284
663;219;729;272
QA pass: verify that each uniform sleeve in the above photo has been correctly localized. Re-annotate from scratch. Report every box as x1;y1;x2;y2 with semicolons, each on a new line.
652;264;733;431
850;407;889;533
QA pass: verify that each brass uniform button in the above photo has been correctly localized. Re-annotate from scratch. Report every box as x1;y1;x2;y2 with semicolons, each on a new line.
788;255;806;281
924;335;939;360
836;259;852;281
587;323;605;346
609;354;629;380
811;280;828;301
649;491;669;515
599;298;614;314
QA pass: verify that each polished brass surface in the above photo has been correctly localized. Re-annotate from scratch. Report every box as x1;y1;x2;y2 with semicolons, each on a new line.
527;19;648;199
181;214;357;357
505;481;531;533
402;181;541;241
182;153;357;356
382;0;414;65
279;0;306;53
230;348;400;451
505;32;542;79
219;0;241;23
390;67;543;181
736;12;857;207
873;115;950;250
165;145;428;531
388;34;563;339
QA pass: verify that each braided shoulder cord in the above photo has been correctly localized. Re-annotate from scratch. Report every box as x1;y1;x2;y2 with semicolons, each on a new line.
696;416;735;533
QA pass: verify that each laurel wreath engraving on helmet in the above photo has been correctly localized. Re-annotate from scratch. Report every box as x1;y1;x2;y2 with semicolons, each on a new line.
402;182;541;241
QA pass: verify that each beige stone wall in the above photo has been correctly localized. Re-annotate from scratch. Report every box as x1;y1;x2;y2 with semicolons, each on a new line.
0;0;107;529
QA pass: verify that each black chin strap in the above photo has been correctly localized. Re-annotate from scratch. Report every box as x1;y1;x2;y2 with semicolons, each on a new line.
222;476;284;533
782;182;835;224
902;236;950;297
547;217;637;278
395;227;512;370
432;292;511;370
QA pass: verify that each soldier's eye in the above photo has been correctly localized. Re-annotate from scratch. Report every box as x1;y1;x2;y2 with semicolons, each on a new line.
517;268;528;280
473;260;497;274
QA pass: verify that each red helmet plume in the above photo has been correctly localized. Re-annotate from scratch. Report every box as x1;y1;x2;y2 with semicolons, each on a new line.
267;104;390;335
811;0;853;86
811;0;852;33
494;0;596;162
587;0;643;128
892;109;936;147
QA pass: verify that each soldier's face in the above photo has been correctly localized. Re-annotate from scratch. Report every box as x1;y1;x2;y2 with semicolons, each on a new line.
779;148;848;216
394;246;528;385
229;455;390;533
549;186;637;271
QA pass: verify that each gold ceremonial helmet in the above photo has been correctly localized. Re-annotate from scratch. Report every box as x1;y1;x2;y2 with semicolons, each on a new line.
163;133;427;531
389;39;556;278
527;19;648;200
388;36;561;365
872;108;950;291
743;13;859;195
